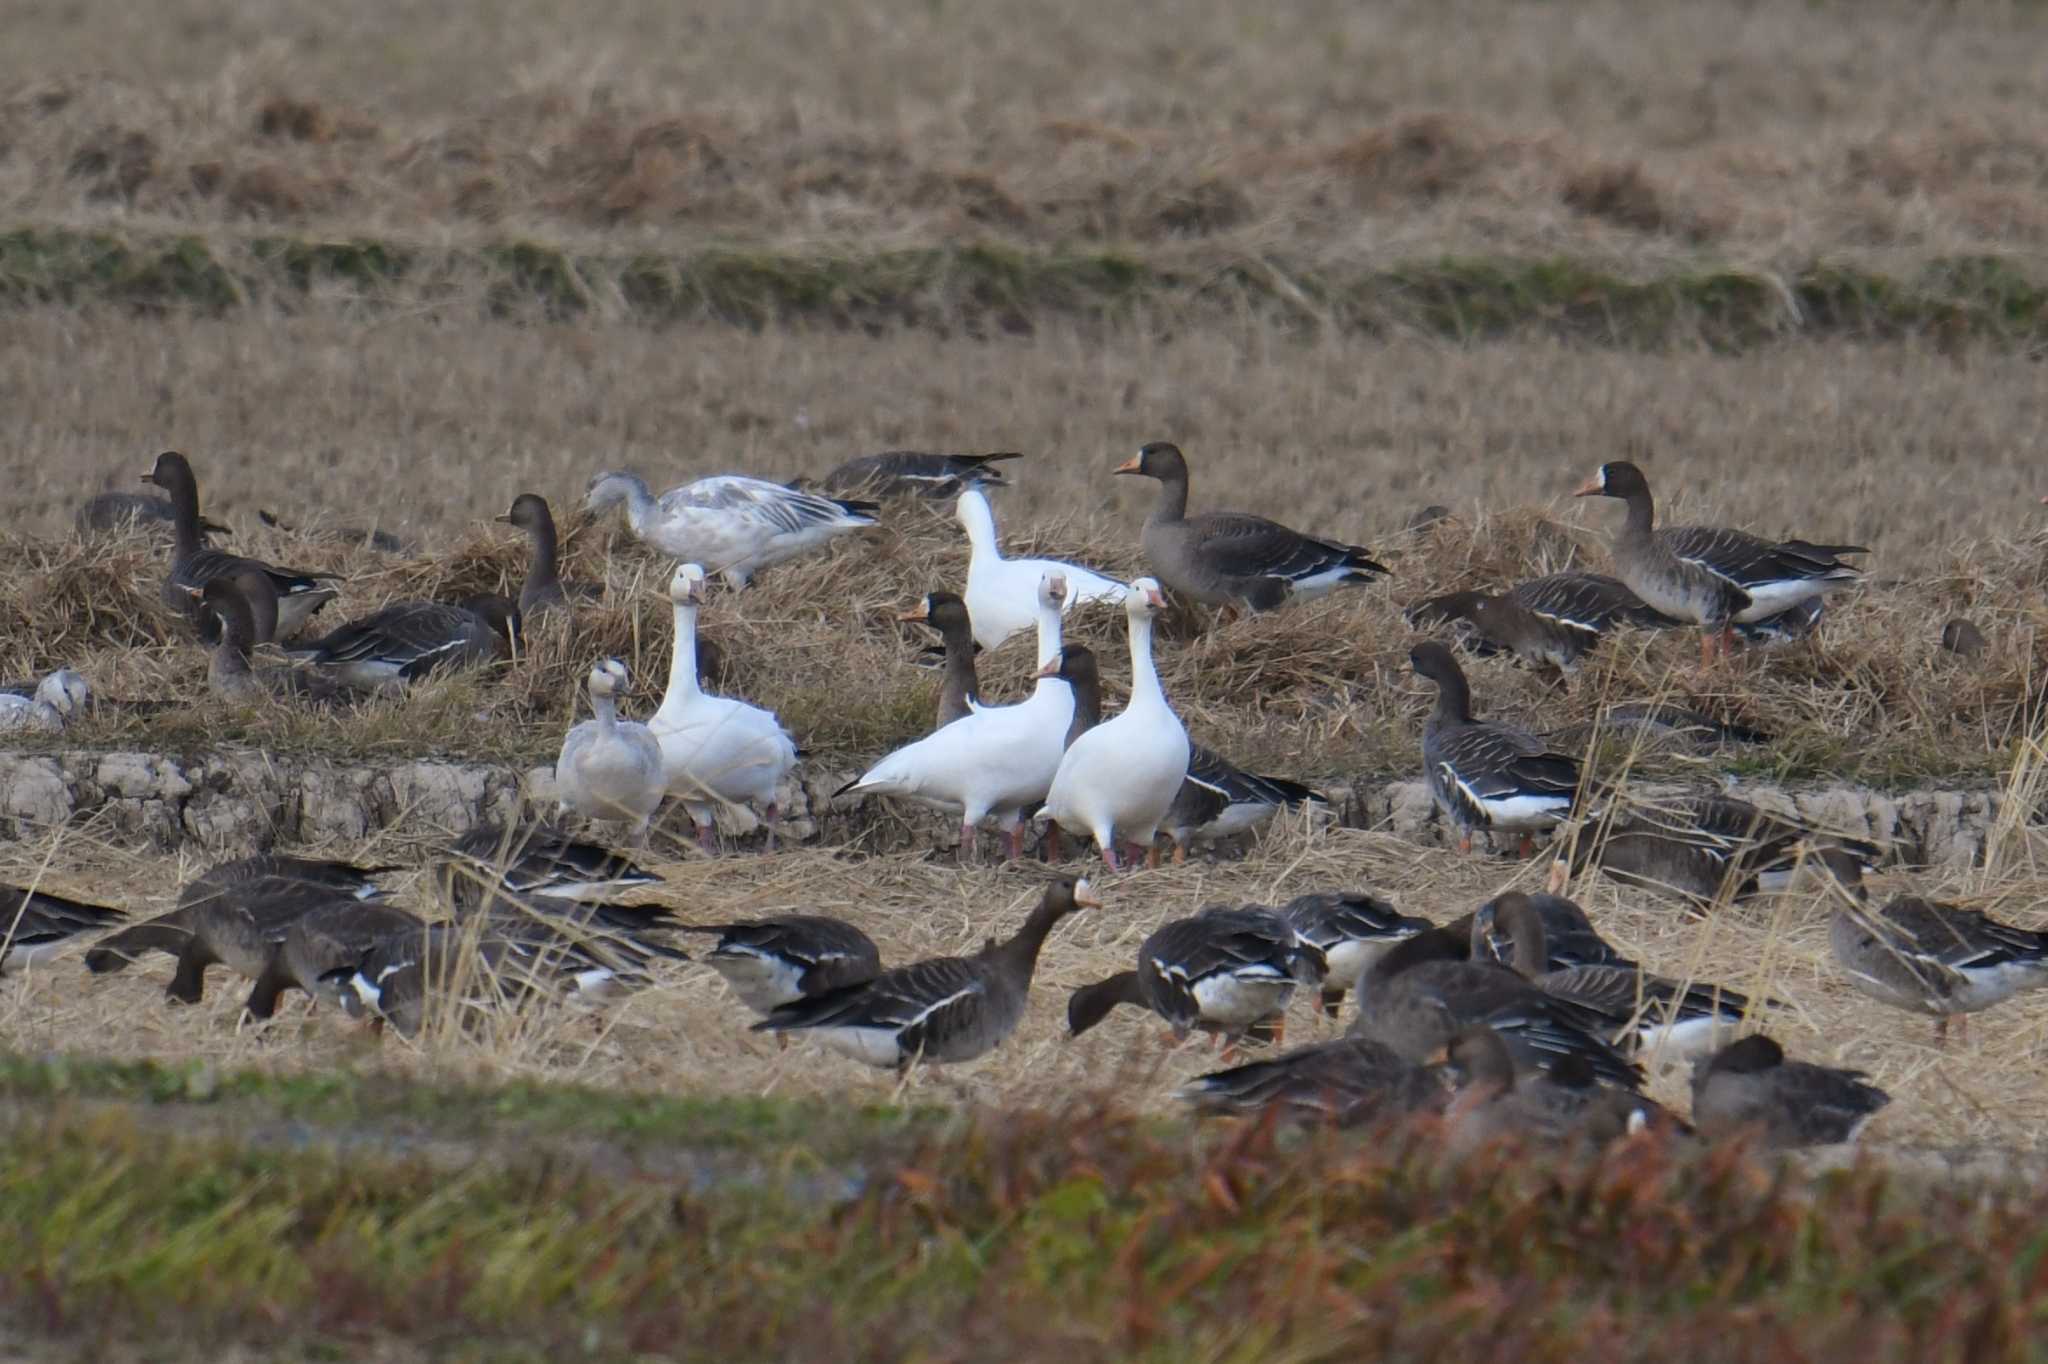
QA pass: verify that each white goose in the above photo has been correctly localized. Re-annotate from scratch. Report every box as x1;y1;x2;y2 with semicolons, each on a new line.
651;564;801;852
585;470;877;588
836;572;1076;861
1039;578;1191;870
554;659;665;844
0;668;91;734
957;488;1127;656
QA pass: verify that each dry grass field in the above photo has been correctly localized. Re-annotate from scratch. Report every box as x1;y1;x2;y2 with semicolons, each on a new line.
6;0;2048;1355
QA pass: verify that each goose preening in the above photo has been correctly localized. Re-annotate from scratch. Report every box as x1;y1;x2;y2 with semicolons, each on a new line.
554;658;665;844
681;915;883;1018
1040;578;1190;870
840;573;1075;862
497;493;596;618
435;823;664;907
899;591;980;729
1;884;125;974
257;508;409;555
752;878;1098;1071
819;450;1022;501
76;491;231;540
187;572;345;703
1410;641;1580;856
1689;1034;1890;1148
283;596;521;692
583;469;877;588
1280;891;1434;1017
143;451;338;642
1176;1036;1450;1127
650;563;800;852
1114;442;1387;612
1573;460;1866;665
1067;907;1327;1047
1807;847;2048;1045
956;488;1127;653
1556;793;1879;910
1443;1026;1676;1154
1407;572;1679;671
1162;746;1325;862
0;668;91;734
242;900;427;1023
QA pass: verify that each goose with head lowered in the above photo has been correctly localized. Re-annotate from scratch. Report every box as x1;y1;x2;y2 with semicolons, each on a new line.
1410;641;1580;857
1690;1033;1890;1148
142;451;338;642
1161;745;1325;863
584;469;877;588
0;668;91;734
1407;571;1679;669
956;487;1127;654
838;573;1076;862
554;659;665;845
1040;578;1191;870
1067;906;1327;1048
1573;460;1866;666
1114;442;1387;612
651;563;800;852
1281;891;1434;1018
753;878;1099;1071
681;915;883;1020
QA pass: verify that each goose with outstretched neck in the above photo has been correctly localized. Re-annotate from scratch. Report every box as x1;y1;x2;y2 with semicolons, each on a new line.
143;451;338;642
899;590;981;730
1067;906;1326;1048
496;493;589;618
955;487;1126;653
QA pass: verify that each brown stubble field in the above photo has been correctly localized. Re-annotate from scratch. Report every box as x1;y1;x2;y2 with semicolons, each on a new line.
4;0;2048;1164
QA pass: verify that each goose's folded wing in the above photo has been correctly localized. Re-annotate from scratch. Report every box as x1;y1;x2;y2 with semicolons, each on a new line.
1187;512;1388;583
677;476;877;533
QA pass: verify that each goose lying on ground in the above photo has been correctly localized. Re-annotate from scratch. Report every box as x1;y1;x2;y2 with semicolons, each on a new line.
956;487;1127;653
1407;573;1678;666
554;659;665;844
1411;641;1579;856
1162;746;1325;862
1543;701;1771;753
1280;891;1433;1017
1689;1034;1890;1148
1443;1026;1677;1154
1176;1035;1450;1127
651;563;799;852
283;596;520;692
753;878;1098;1070
1040;578;1190;870
900;591;980;729
144;451;338;641
496;493;597;618
187;572;345;703
1115;442;1387;612
0;668;91;734
1068;907;1326;1047
584;469;877;588
1555;792;1879;909
1;883;125;975
818;450;1022;500
840;573;1075;862
76;491;231;540
682;915;883;1019
1573;460;1866;666
258;508;409;554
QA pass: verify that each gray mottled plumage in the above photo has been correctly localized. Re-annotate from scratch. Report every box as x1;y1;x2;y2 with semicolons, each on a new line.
1407;573;1679;670
144;451;337;642
243;900;427;1021
1;884;125;975
1280;891;1432;1017
1410;641;1579;852
1690;1034;1890;1148
257;507;409;555
681;915;883;1017
1163;746;1325;859
1561;793;1879;909
1444;1027;1679;1152
1176;1036;1450;1127
436;823;664;908
818;451;1021;501
85;875;371;1005
285;596;519;691
1068;906;1325;1042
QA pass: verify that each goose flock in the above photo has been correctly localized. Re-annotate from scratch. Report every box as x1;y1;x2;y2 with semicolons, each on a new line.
4;443;2039;1158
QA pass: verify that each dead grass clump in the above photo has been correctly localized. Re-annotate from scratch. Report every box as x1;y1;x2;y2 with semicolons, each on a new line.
1315;114;1493;204
1561;160;1704;239
65;125;157;203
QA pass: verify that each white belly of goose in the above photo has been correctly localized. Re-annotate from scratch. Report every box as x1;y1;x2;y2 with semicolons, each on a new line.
811;1026;915;1069
1633;1012;1733;1063
1189;968;1296;1029
1450;778;1573;832
1281;565;1356;600
710;952;806;1014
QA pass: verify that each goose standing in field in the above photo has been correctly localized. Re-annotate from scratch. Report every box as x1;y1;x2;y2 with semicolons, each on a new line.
554;659;665;844
84;872;372;1006
496;493;595;618
434;823;664;906
242;900;427;1023
1572;460;1866;666
283;595;520;692
0;668;91;734
899;591;981;729
681;915;883;1019
650;564;799;852
1807;847;2048;1044
1161;745;1326;863
1556;792;1879;910
818;450;1022;501
956;487;1127;654
1;883;125;975
1690;1034;1891;1148
1114;442;1387;612
839;573;1076;863
1176;1035;1450;1127
753;878;1099;1070
187;572;345;703
1280;891;1434;1017
1040;579;1191;870
1067;907;1327;1047
1411;641;1580;856
143;451;338;641
583;469;877;588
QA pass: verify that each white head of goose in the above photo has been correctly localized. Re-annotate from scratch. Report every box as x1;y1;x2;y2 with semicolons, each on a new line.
554;658;666;844
954;486;1127;654
1572;460;1866;667
752;877;1101;1071
649;562;799;853
583;469;877;588
1040;578;1191;870
899;590;981;730
1409;641;1579;857
1113;441;1387;613
1690;1033;1890;1149
495;493;581;618
0;667;92;734
143;451;339;642
1067;906;1326;1048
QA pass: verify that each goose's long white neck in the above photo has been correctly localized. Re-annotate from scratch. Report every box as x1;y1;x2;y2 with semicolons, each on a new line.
1125;613;1167;715
619;476;657;535
1032;588;1066;675
959;494;1001;562
665;600;704;709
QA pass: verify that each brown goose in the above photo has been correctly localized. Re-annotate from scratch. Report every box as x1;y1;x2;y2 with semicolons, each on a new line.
283;595;521;692
900;591;981;729
84;872;371;1005
433;823;664;908
2;884;125;975
76;491;232;541
496;493;599;618
1443;1026;1679;1153
257;508;409;554
1573;460;1865;665
1161;746;1326;863
680;916;883;1018
1544;701;1771;753
1067;906;1326;1046
1114;442;1387;611
1175;1035;1450;1127
1408;572;1679;670
753;878;1098;1070
1467;888;1630;971
1557;792;1879;910
143;451;338;642
242;900;427;1022
1280;891;1433;1017
1689;1034;1890;1148
186;571;342;703
1411;641;1580;856
818;451;1022;500
1808;848;2048;1044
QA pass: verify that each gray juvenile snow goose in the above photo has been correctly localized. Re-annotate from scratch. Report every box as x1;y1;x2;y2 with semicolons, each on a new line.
681;915;883;1019
584;469;878;588
818;450;1022;501
1689;1034;1890;1148
1279;891;1433;1017
0;668;91;734
900;591;981;729
753;878;1099;1070
1411;641;1580;856
143;451;338;642
1067;906;1327;1047
284;595;520;692
1114;442;1388;612
1573;460;1866;665
2;884;125;975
